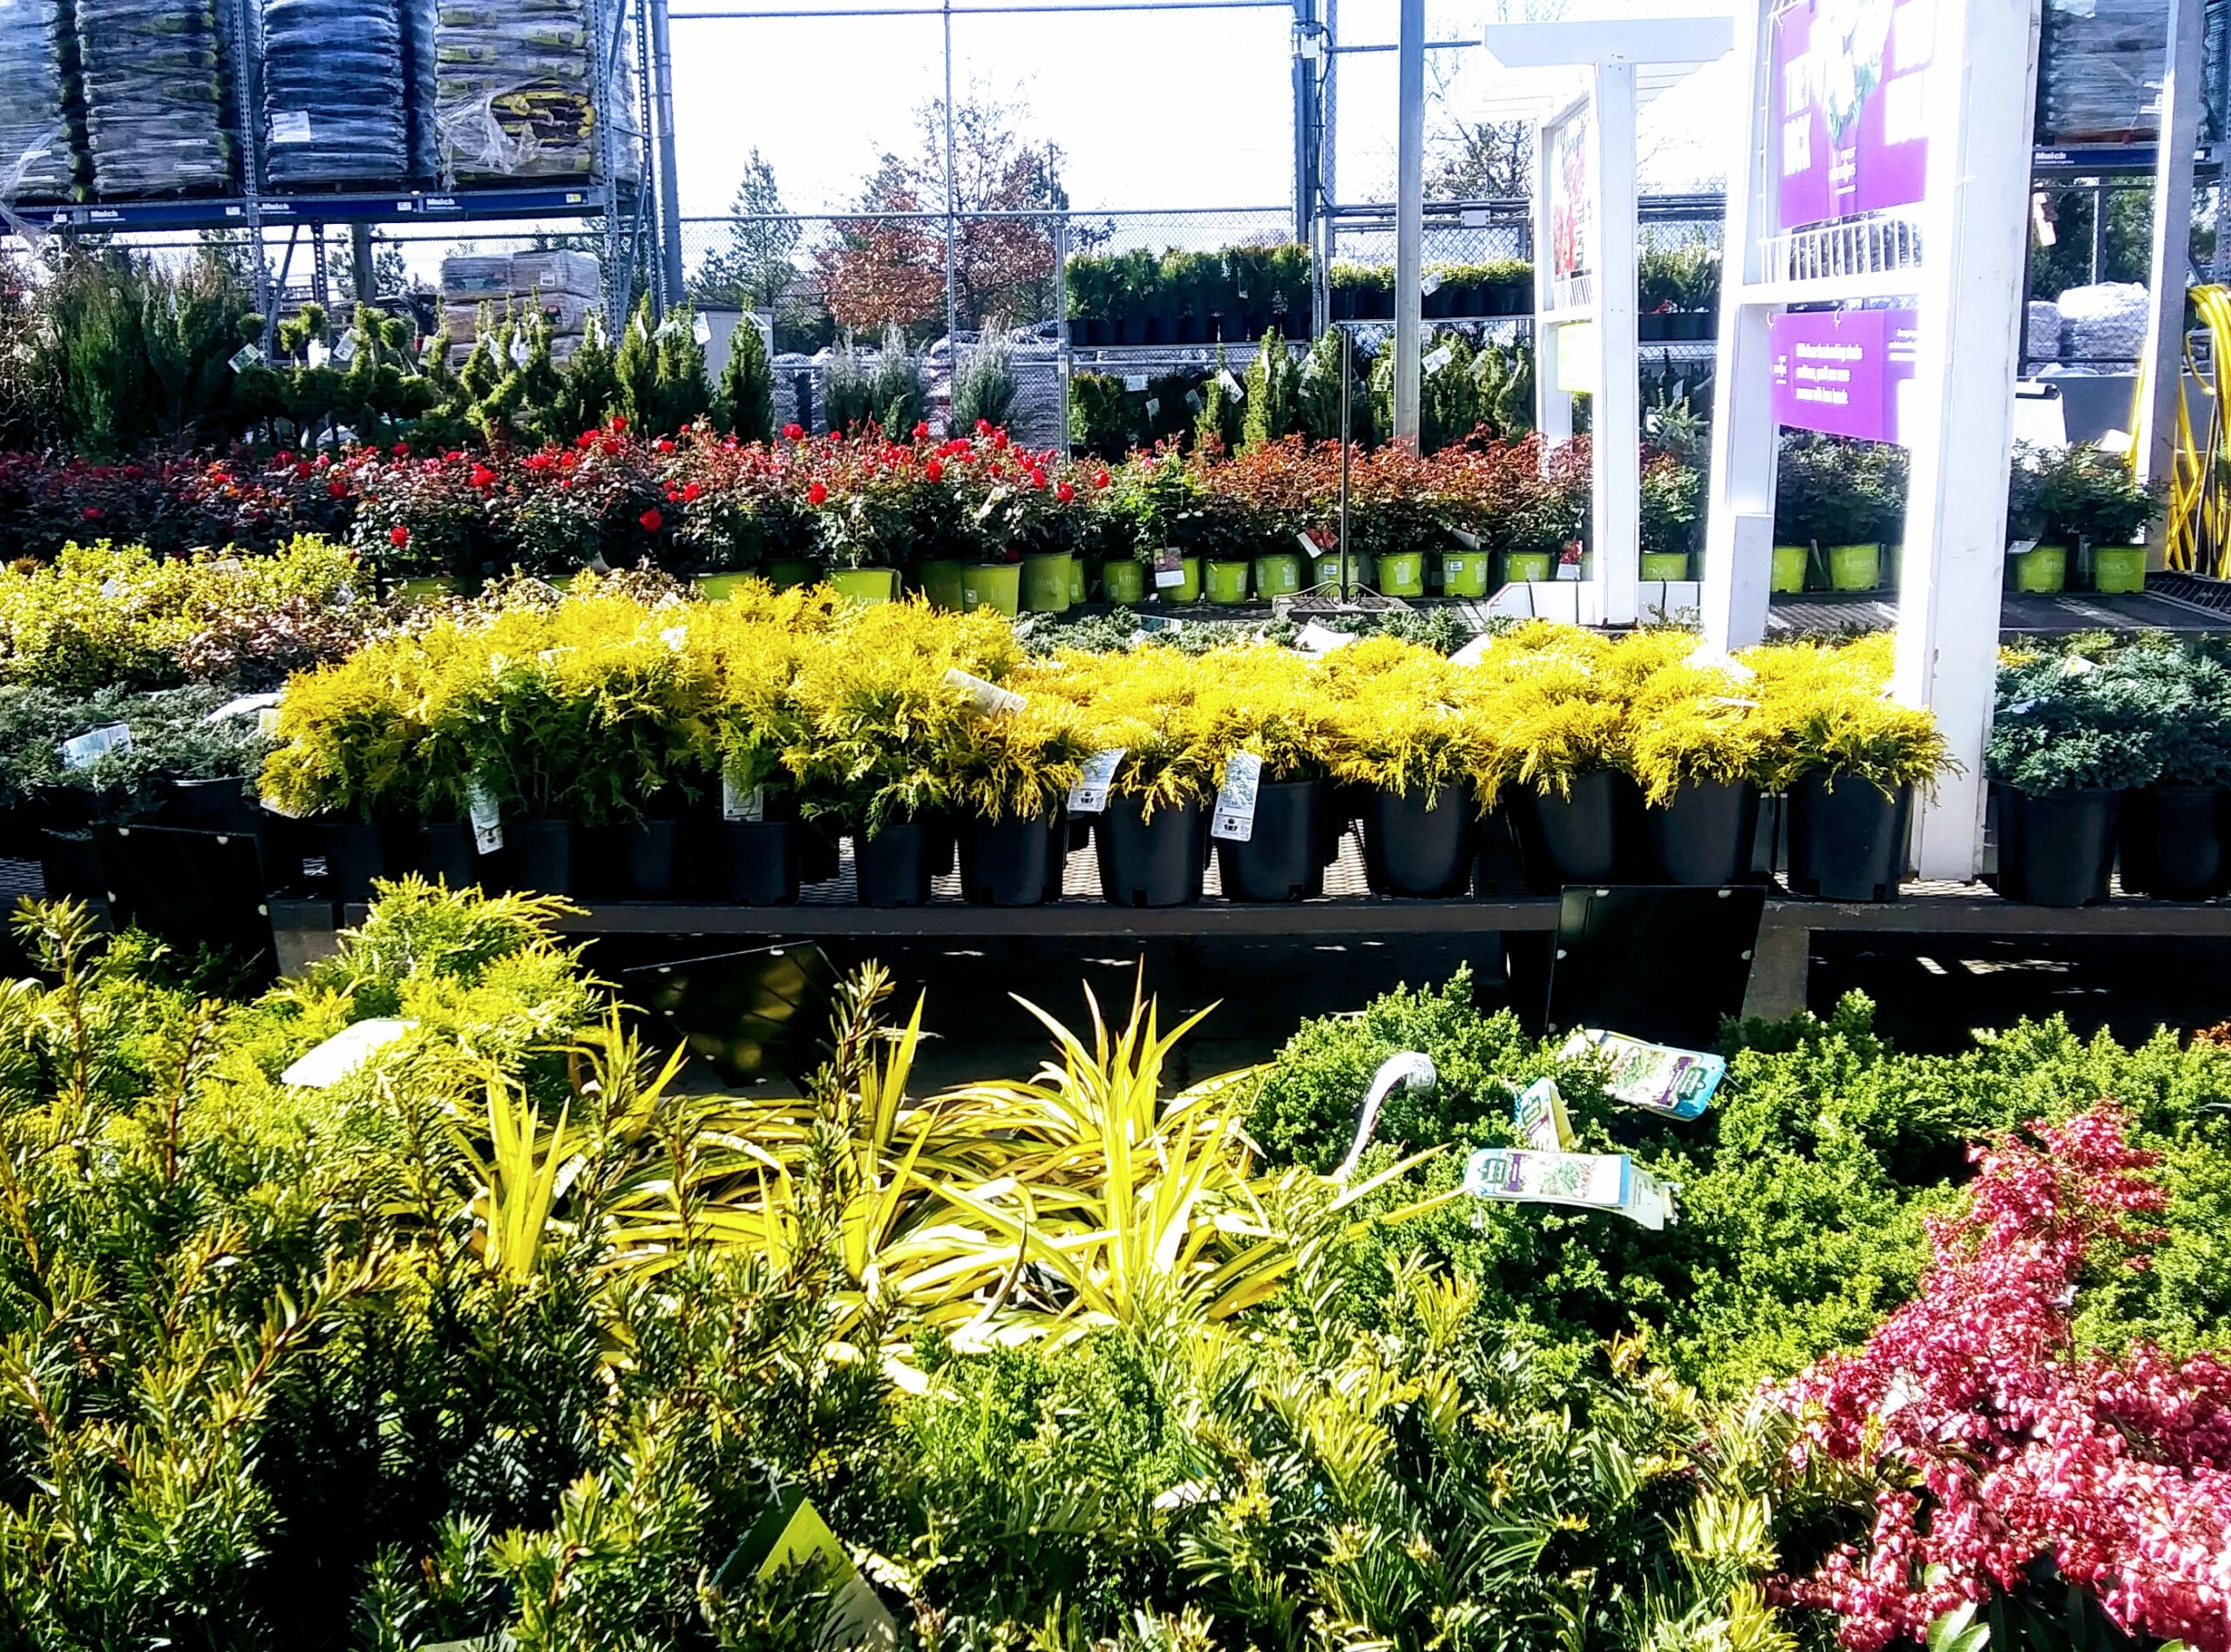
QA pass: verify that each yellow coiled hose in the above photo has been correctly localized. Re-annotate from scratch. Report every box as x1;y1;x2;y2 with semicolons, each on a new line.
2165;283;2231;574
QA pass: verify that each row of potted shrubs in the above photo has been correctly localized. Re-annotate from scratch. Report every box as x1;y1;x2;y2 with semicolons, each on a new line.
191;585;1945;911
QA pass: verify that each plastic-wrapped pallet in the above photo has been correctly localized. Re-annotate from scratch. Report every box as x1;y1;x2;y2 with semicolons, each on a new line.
73;0;236;196
0;1;80;202
261;0;409;188
403;0;437;181
2056;281;2150;368
2038;0;2166;145
2026;299;2065;363
435;0;625;184
441;249;604;348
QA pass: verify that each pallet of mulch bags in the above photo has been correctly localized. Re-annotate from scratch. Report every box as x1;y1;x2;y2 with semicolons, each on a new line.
0;0;85;204
261;0;410;190
73;0;237;197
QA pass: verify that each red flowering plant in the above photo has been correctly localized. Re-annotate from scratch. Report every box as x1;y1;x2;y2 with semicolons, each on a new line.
787;426;953;573
1774;1100;2231;1652
939;427;1078;565
655;428;812;574
1429;434;1590;562
346;449;492;584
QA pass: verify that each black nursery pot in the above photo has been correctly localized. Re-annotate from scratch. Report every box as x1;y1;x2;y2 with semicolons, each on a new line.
1362;782;1475;897
1215;778;1324;903
507;816;574;896
1512;768;1628;891
413;819;480;890
322;818;390;901
165;775;261;834
1991;782;2121;909
722;820;799;905
856;820;936;908
2119;785;2230;901
1095;796;1204;907
1641;779;1761;887
620;816;682;897
1785;773;1912;903
959;809;1066;907
38;829;102;901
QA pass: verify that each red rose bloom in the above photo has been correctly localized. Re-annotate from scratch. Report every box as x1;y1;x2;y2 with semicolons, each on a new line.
975;419;992;435
807;482;829;506
640;508;664;532
913;420;930;440
682;482;702;502
993;430;1009;450
1093;469;1111;489
328;479;348;498
925;459;944;483
783;423;804;441
654;437;675;453
389;525;410;547
1028;468;1047;490
470;464;496;489
610;415;628;432
1057;481;1075;504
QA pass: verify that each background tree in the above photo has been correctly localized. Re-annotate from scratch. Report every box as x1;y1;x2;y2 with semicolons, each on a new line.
689;149;802;310
713;315;775;442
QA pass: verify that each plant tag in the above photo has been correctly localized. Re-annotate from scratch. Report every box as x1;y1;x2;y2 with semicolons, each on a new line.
280;1017;417;1088
259;707;283;735
1153;547;1186;589
944;667;1026;716
1143;396;1159;420
261;790;302;819
98;578;120;598
1297;531;1325;559
660;625;688;652
59;722;130;768
1421;270;1443;295
1068;748;1125;815
466;779;505;855
693;311;712;344
1422;344;1454;374
271;110;313;144
1450;527;1482;551
228;343;263;373
1294;620;1357;656
1461;1147;1677;1230
1560;1028;1725;1121
722;773;766;822
510;332;531;367
1124;373;1149;391
1184;389;1202;410
1510;1076;1576;1151
332;331;358;365
2061;654;2098;676
1684;643;1757;680
1210;751;1263;843
2004;697;2038;716
1445;556;1468;577
1218;368;1243;400
206;690;282;724
305;337;329;369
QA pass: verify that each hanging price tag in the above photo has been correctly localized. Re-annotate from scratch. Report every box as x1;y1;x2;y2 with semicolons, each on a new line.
722;772;766;822
943;667;1027;716
1153;547;1187;589
466;779;505;855
59;722;131;769
1210;751;1264;843
1068;748;1125;815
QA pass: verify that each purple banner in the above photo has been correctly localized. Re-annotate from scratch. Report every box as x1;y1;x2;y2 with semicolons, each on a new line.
1771;308;1917;443
1773;0;1933;232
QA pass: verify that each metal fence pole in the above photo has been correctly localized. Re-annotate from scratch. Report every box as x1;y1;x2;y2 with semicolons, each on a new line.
648;0;687;308
943;0;960;363
1055;209;1072;457
1391;0;1424;445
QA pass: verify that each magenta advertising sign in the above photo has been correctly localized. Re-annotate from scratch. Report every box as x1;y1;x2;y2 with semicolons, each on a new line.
1773;0;1933;231
1771;307;1918;443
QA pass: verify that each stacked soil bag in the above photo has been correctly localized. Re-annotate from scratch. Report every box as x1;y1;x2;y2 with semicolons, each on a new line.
73;0;236;196
0;0;82;202
435;0;636;185
260;0;410;188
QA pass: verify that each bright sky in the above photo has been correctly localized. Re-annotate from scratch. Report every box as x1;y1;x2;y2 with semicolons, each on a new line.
663;0;1741;228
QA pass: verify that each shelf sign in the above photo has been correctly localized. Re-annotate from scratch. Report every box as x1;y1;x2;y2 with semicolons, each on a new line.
1773;0;1934;231
1768;306;1917;443
1546;105;1592;288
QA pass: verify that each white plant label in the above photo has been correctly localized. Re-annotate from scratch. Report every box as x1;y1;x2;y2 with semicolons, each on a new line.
1445;557;1468;578
693;311;712;344
1296;531;1325;559
1218;368;1244;400
1450;527;1482;551
1143;396;1160;420
1422;344;1455;375
1421;270;1442;295
1183;389;1202;410
660;625;688;652
280;1018;417;1089
466;779;505;855
227;343;262;373
332;332;359;365
1153;548;1186;589
305;337;328;369
206;691;282;724
1068;748;1125;816
59;722;130;769
1511;1076;1576;1152
258;707;283;736
944;667;1026;717
1210;751;1264;843
1461;1147;1677;1230
2008;537;2038;557
722;774;765;823
1294;621;1357;656
98;578;119;599
1124;373;1149;392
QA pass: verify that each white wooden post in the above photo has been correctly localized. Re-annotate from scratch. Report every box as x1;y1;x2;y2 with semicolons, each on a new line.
1534;128;1572;444
1894;0;2042;879
2136;0;2204;509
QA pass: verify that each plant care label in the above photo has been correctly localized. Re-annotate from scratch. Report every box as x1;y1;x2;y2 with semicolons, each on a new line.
693;310;712;344
1296;531;1326;559
281;1017;417;1089
332;331;358;365
1559;1028;1724;1121
1684;643;1757;680
59;722;131;769
1143;396;1159;420
1461;1147;1677;1230
944;667;1026;716
1421;270;1442;295
1293;621;1357;656
1124;374;1149;391
1153;547;1187;589
305;337;328;369
1068;748;1126;815
227;343;262;373
1210;751;1264;843
722;772;766;823
1422;344;1454;374
1510;1076;1576;1152
465;779;505;856
1218;368;1244;400
205;691;282;724
1450;527;1482;551
2007;538;2038;558
510;332;532;367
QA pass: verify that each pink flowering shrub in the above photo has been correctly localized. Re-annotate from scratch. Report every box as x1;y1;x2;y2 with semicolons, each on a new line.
1777;1100;2231;1652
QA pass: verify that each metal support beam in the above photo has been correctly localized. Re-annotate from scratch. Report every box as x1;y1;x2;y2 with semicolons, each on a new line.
2138;0;2206;501
1292;0;1320;244
1392;0;1425;445
648;0;687;308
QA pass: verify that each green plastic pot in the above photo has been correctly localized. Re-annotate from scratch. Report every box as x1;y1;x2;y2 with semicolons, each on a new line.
2092;544;2147;593
1503;551;1552;584
1102;559;1147;604
1827;543;1881;592
1435;551;1486;598
1069;556;1088;605
1020;552;1075;613
828;566;899;605
1252;551;1304;599
1204;559;1251;605
695;572;756;601
2008;543;2068;593
1378;551;1426;596
1772;544;1809;592
1640;552;1691;582
1155;556;1201;603
919;558;969;611
763;558;817;590
398;575;456;601
1312;551;1373;588
961;562;1022;617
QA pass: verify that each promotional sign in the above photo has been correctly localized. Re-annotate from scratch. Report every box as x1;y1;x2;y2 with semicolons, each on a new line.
1769;306;1918;443
1546;105;1592;289
1773;0;1933;231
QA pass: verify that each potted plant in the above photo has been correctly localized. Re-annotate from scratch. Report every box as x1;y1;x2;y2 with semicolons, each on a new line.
939;697;1088;906
2111;642;2231;898
259;641;426;899
1111;249;1159;347
1197;647;1338;902
1326;640;1486;897
2042;443;2158;594
1626;663;1765;886
1638;453;1700;583
1065;253;1113;348
2004;445;2062;594
1986;649;2157;905
696;616;812;905
1472;638;1633;890
1079;674;1220;908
